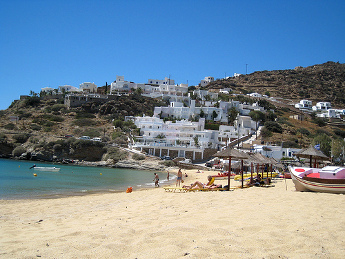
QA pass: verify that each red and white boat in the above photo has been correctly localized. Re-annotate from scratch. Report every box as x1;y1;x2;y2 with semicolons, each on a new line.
289;166;345;194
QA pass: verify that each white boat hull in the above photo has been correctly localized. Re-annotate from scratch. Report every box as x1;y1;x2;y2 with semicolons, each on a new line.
33;167;60;172
289;167;345;194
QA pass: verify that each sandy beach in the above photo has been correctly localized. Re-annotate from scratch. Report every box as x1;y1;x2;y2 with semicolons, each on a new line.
1;169;345;259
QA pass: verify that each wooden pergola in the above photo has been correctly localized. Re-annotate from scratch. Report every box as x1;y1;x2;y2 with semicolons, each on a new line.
295;145;329;168
213;148;249;190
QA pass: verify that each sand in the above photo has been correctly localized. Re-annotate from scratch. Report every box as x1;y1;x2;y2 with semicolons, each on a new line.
1;169;345;259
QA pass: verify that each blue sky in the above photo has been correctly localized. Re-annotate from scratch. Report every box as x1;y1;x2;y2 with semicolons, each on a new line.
1;0;344;110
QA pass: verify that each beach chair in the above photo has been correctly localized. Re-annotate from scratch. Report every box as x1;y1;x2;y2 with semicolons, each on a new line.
163;186;227;192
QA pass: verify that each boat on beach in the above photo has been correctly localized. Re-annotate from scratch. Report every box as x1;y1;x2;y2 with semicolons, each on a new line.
33;167;61;172
289;166;345;194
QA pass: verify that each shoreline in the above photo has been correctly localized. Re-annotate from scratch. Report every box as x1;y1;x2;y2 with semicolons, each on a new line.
1;169;345;258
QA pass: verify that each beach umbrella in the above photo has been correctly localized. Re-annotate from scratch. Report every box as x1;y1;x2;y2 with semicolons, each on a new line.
213;148;249;190
295;145;329;168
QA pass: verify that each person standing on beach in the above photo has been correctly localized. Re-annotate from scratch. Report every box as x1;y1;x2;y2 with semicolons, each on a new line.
167;171;170;180
176;168;183;187
153;173;159;187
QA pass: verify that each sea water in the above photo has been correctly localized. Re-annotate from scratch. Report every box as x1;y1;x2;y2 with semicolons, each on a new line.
0;159;173;199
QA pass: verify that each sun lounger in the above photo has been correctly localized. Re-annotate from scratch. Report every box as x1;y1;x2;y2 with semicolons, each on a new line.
163;186;229;192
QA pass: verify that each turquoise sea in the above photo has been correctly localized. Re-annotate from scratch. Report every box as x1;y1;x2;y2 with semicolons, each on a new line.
0;159;173;199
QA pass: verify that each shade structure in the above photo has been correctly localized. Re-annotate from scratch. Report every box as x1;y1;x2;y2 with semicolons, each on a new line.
213;148;249;190
295;145;329;167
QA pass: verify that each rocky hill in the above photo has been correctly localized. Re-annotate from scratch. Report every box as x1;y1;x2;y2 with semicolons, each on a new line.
1;62;345;164
207;61;345;108
0;93;166;166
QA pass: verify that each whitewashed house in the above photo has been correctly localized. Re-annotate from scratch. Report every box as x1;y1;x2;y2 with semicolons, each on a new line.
247;92;262;98
41;87;55;93
200;76;214;87
127;116;218;160
312;102;331;112
148;77;175;85
193;89;218;101
252;144;301;161
295;100;313;111
59;85;80;93
316;109;338;118
110;76;137;93
79;82;97;93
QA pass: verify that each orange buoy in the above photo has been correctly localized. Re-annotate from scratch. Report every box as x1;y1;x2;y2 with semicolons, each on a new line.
33;173;37;177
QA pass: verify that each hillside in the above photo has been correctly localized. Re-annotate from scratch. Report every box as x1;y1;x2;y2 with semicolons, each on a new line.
1;62;345;164
0;94;166;164
207;61;345;108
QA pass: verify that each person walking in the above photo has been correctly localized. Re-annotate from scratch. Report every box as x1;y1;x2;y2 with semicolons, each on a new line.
153;173;159;187
176;168;183;187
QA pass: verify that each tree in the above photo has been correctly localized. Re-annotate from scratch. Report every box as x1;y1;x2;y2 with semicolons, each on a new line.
193;136;199;147
204;94;211;101
249;110;265;139
156;133;165;139
227;107;238;125
199;109;205;118
312;133;332;157
211;110;218;121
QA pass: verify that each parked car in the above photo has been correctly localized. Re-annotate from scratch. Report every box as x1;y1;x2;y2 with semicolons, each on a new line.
92;137;102;142
161;156;172;160
79;136;90;140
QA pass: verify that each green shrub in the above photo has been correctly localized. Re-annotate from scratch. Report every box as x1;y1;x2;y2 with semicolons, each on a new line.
30;124;42;131
334;128;345;138
3;123;16;130
312;117;327;127
276;117;293;127
104;147;128;162
12;146;26;157
76;112;96;119
51;104;66;112
13;133;30;143
205;123;220;130
22;96;41;107
298;127;311;136
132;153;146;160
261;127;273;138
73;118;97;126
0;133;7;142
82;128;101;138
48;115;64;122
264;121;283;133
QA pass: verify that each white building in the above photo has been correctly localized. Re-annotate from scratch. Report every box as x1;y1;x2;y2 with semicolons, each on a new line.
312;102;331;112
127;116;218;160
247;92;262;98
200;76;214;87
41;87;55;93
110;76;137;93
154;100;227;122
252;144;301;161
316;109;338;118
295;100;313;110
193;89;218;101
79;82;97;93
59;85;80;93
148;77;175;85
